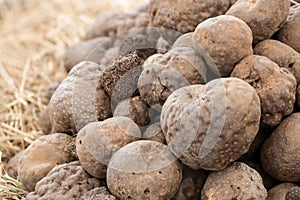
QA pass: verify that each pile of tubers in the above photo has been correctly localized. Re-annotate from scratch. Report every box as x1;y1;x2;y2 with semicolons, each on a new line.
6;0;300;199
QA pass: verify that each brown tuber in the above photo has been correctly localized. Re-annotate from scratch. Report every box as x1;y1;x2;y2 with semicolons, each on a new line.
49;61;112;135
254;39;300;84
277;5;300;53
18;133;77;191
107;140;182;200
113;96;151;126
201;162;267;199
149;0;231;34
231;55;296;127
26;161;103;200
226;0;290;43
4;150;24;179
260;113;300;182
76;116;141;178
98;51;144;103
285;186;300;200
138;47;207;106
193;15;253;77
161;77;261;171
267;183;298;200
143;122;166;144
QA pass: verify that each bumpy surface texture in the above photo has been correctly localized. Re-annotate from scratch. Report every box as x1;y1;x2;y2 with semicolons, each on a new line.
226;0;290;43
19;133;77;191
266;183;297;200
98;51;144;103
201;162;267;200
80;187;117;200
76;117;141;178
107;140;182;200
143;122;166;144
26;161;103;200
50;61;111;135
277;5;300;53
161;78;261;170
193;15;253;77
138;47;207;106
242;160;276;190
261;113;300;182
254;39;300;84
113;96;151;126
149;0;231;33
231;55;296;127
286;186;300;200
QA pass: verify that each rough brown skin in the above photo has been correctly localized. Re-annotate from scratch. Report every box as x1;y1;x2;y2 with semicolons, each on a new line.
286;186;300;200
4;150;24;179
98;51;144;103
85;8;150;40
161;78;261;171
260;113;300;182
26;161;103;200
38;106;52;134
242;161;277;190
64;37;115;72
50;61;112;135
138;47;207;106
76;117;141;178
231;55;297;127
113;96;151;126
149;0;231;34
277;5;300;53
143;122;166;144
18;133;77;191
193;15;253;77
254;39;300;84
226;0;290;44
266;183;297;200
201;162;267;200
80;187;117;200
171;165;206;200
107;140;182;200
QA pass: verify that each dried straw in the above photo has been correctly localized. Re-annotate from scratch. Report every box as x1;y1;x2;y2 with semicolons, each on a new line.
0;0;144;199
